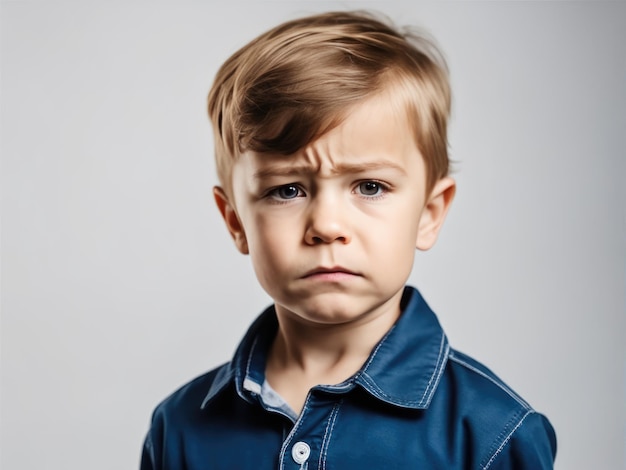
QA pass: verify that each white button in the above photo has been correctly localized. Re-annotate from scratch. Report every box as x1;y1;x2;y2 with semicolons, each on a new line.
291;441;311;464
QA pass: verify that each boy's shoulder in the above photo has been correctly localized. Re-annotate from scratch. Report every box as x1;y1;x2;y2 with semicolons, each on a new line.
149;363;230;425
446;347;533;412
442;348;557;465
149;306;276;425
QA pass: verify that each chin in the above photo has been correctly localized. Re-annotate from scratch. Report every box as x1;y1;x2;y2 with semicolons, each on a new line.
302;308;364;325
282;294;378;326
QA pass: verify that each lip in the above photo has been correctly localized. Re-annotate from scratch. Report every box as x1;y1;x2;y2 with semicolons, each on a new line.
302;266;361;280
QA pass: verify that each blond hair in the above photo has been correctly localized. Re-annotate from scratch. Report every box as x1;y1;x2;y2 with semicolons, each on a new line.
208;11;451;196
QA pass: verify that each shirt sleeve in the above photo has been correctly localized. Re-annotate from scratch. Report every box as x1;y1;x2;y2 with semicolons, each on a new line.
140;432;156;470
484;411;557;469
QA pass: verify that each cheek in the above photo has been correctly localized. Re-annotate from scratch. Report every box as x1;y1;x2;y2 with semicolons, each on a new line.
246;213;296;270
370;202;420;243
378;225;417;281
368;206;420;270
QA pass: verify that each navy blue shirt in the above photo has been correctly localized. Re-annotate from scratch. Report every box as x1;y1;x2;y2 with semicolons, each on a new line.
141;287;556;469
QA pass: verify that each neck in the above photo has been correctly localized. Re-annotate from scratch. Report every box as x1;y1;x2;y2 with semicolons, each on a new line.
265;291;403;413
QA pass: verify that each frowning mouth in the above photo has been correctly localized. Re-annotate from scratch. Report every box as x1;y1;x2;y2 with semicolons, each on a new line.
301;266;361;280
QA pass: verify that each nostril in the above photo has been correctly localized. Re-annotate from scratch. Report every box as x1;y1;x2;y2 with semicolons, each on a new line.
309;235;348;245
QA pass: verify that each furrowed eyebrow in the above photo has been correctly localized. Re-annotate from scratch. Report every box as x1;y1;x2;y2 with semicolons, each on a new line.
252;160;406;180
333;161;407;175
252;165;314;180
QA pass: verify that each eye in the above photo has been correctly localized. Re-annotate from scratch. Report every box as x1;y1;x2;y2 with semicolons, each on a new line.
269;184;304;200
356;181;385;197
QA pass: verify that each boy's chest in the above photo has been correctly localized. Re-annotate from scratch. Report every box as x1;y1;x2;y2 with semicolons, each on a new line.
173;391;472;470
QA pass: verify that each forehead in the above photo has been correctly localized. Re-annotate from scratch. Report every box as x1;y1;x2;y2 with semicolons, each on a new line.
236;94;424;179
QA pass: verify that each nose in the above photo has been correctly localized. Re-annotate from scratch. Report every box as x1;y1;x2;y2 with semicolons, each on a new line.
304;194;351;245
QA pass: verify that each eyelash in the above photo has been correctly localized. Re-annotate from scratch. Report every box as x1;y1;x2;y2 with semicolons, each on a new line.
265;180;390;203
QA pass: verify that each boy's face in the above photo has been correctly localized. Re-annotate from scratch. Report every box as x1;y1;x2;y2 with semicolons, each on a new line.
215;94;454;327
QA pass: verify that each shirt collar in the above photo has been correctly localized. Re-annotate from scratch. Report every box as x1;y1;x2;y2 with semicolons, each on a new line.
202;286;449;410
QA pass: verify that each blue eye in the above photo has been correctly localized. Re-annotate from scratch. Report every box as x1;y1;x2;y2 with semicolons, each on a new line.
357;181;383;196
271;185;303;200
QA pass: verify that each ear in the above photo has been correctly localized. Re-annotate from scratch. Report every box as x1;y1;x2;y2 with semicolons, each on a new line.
213;186;249;254
416;177;456;251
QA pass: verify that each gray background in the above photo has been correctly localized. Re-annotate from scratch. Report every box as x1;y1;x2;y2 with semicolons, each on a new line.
2;1;625;469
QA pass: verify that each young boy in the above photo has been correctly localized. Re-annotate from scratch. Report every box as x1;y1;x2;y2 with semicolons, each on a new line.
141;11;556;469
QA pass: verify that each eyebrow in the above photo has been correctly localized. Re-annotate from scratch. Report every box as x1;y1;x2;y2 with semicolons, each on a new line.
252;160;407;180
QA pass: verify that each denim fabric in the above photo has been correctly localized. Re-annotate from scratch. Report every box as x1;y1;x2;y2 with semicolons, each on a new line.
141;286;557;469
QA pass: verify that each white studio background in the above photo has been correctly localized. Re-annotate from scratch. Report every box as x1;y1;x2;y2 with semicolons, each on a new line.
2;1;624;469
